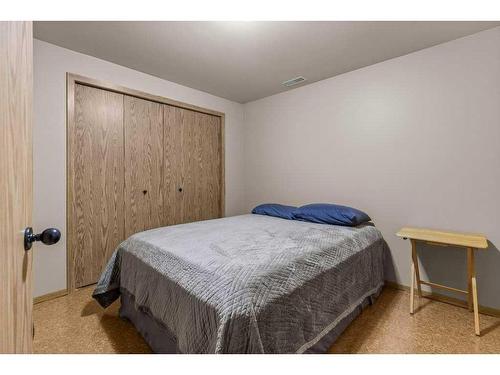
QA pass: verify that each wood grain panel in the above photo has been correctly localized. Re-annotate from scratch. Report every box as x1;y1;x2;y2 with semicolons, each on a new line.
163;105;186;225
0;21;33;353
124;95;163;237
193;111;222;221
69;84;124;289
163;105;222;225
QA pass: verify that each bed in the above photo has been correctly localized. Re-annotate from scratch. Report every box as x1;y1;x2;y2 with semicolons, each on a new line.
93;214;386;353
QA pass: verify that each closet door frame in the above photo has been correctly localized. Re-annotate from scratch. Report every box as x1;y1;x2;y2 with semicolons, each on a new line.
66;73;225;293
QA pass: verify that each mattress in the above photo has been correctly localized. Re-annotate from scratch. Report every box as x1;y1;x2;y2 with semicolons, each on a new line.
93;214;387;353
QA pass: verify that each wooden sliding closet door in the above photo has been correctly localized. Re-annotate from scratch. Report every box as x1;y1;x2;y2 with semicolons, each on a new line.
163;105;222;225
68;74;225;291
124;96;163;237
69;84;124;289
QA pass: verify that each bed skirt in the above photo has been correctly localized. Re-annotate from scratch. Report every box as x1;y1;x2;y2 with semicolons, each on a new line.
119;285;383;354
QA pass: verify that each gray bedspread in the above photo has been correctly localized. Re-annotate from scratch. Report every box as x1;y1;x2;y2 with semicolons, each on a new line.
93;214;386;353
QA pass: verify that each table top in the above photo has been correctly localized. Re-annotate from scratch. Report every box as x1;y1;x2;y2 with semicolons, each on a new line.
396;226;488;249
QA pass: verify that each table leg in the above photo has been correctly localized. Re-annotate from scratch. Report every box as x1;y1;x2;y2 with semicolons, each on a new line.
468;248;480;335
410;260;415;314
467;248;473;311
411;239;422;297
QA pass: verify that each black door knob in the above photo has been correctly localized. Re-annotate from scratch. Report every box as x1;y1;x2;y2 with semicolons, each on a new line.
24;227;61;251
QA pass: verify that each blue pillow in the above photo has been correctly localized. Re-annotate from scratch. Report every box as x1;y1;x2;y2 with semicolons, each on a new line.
292;203;371;226
252;203;297;220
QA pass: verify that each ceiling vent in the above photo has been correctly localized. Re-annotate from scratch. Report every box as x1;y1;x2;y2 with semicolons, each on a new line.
282;76;307;87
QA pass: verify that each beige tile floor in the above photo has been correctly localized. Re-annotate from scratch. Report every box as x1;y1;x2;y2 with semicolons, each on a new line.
33;286;500;354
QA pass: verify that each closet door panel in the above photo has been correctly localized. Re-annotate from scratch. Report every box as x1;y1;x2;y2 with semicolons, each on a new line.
191;111;222;221
163;105;222;225
163;105;187;225
124;96;163;237
71;84;124;288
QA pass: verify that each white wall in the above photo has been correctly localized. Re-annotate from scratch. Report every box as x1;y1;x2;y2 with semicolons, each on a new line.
33;39;246;297
243;27;500;308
